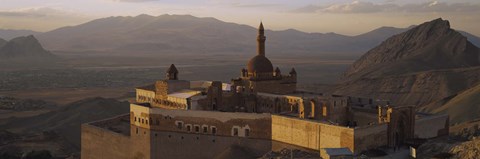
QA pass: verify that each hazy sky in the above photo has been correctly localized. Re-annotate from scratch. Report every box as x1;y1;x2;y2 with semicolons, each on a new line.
0;0;479;36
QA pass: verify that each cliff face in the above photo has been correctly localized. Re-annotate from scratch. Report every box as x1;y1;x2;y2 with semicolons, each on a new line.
335;18;480;108
0;35;53;58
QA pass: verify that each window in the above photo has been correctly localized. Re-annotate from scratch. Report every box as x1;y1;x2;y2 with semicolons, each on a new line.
322;104;327;117
134;117;137;122
245;129;250;137
136;127;138;134
211;127;217;135
233;128;239;136
203;126;208;133
177;122;183;129
186;125;192;132
142;119;144;124
195;125;200;133
146;120;148;125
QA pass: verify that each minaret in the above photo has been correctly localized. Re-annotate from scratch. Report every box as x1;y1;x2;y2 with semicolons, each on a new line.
257;22;266;56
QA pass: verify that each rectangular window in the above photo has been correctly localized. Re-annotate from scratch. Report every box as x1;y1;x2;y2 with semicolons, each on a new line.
233;128;238;136
203;126;208;133
187;125;191;132
245;129;250;137
195;126;200;133
211;127;217;135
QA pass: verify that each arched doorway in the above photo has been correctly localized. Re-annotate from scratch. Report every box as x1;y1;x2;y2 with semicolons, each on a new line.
388;108;414;148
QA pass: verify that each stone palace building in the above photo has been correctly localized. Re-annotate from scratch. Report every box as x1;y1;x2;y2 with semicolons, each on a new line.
81;23;449;159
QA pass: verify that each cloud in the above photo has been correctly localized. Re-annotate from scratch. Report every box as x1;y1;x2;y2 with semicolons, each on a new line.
111;0;158;2
230;3;281;8
0;7;86;18
292;1;480;14
0;7;92;32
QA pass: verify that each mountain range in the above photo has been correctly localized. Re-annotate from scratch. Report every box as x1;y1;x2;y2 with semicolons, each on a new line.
1;14;478;57
334;18;480;124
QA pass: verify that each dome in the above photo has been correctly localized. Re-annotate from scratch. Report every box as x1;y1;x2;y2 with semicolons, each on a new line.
247;55;274;74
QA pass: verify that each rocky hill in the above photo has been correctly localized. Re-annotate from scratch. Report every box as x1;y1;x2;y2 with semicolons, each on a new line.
36;14;480;57
0;35;54;59
343;18;479;79
0;97;129;148
334;18;480;116
419;82;480;124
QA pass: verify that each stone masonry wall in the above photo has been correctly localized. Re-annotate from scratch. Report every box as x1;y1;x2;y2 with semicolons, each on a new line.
353;124;388;154
271;115;354;152
81;124;132;159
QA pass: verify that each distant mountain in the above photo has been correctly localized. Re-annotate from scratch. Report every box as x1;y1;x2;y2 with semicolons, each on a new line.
0;35;54;59
35;14;480;57
0;29;41;40
334;18;480;114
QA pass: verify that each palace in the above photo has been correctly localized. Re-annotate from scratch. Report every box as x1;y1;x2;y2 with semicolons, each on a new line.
81;23;449;159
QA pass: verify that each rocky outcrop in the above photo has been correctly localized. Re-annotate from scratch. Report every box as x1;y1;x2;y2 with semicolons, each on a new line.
0;35;53;58
335;19;480;109
343;18;480;80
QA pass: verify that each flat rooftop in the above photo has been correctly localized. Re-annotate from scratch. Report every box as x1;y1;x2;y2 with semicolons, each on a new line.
89;114;131;136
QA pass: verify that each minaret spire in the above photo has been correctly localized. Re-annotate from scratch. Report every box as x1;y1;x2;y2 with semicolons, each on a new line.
257;22;266;56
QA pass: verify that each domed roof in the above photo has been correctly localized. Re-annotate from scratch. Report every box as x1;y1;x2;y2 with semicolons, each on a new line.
247;55;273;73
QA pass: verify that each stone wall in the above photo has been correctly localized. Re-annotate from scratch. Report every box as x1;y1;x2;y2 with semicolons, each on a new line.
146;127;273;159
414;114;449;139
83;122;312;159
136;89;155;103
251;80;296;95
131;104;272;139
271;115;354;152
81;124;132;159
353;124;388;154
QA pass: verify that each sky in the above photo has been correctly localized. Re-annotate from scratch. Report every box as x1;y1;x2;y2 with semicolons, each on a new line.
0;0;479;36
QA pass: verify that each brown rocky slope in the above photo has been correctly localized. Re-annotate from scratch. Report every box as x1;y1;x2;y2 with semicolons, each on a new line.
334;18;480;118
